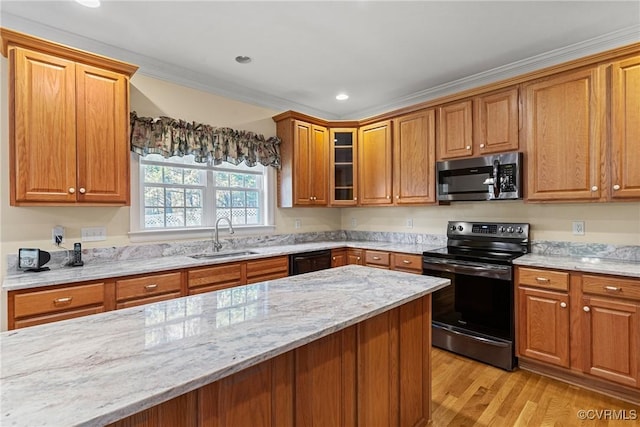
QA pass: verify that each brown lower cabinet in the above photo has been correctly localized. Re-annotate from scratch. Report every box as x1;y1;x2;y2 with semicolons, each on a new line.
107;295;432;427
515;267;640;403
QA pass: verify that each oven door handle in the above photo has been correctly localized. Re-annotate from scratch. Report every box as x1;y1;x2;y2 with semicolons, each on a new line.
433;323;511;348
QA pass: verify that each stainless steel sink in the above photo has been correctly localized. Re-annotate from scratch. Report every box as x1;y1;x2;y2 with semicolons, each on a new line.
189;251;259;260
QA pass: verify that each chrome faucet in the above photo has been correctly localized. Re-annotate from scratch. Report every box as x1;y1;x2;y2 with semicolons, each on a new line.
213;217;234;252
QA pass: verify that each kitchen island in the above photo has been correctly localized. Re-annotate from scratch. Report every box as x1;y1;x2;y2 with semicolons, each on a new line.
1;265;449;427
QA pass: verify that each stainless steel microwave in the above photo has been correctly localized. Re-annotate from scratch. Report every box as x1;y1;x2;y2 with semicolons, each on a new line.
436;152;523;201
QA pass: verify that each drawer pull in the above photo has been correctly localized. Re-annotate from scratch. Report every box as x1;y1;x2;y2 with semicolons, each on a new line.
356;257;361;261
560;302;567;308
53;297;73;305
332;256;336;260
372;256;381;260
535;277;550;283
144;284;158;291
604;286;621;292
402;260;411;264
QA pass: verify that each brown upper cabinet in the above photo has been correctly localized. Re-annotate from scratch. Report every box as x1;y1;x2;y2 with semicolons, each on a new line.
522;66;604;202
275;118;329;207
437;87;519;160
329;128;358;206
393;109;437;205
358;120;393;205
1;29;138;206
610;55;640;200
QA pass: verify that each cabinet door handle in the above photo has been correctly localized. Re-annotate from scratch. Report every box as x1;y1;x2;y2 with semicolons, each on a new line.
535;277;550;282
354;197;358;201
465;146;471;150
332;256;336;261
591;186;598;192
68;187;76;194
480;144;485;148
372;256;381;260
560;302;567;308
613;184;621;191
396;195;399;199
79;188;86;194
604;286;621;292
386;195;390;199
356;256;361;261
402;260;411;264
144;284;158;290
583;306;590;312
53;297;73;305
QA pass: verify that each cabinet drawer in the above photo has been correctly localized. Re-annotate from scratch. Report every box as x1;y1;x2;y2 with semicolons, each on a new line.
582;275;640;302
14;306;105;329
391;253;422;273
188;263;244;290
116;272;182;302
517;267;569;291
116;292;182;309
246;256;289;280
365;250;390;267
13;282;105;318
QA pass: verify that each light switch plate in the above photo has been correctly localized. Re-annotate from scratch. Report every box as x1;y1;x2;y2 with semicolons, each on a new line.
81;226;107;242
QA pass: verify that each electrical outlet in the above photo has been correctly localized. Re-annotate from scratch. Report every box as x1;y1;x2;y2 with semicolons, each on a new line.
81;226;107;242
572;221;585;236
294;219;301;229
351;218;357;228
406;218;413;228
52;226;64;246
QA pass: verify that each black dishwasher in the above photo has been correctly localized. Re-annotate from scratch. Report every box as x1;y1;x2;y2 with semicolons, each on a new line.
289;250;332;275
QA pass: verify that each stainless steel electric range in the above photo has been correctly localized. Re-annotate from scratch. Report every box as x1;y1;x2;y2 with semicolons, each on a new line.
423;221;530;371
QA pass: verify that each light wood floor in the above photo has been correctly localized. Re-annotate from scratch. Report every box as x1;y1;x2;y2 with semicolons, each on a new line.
431;348;640;427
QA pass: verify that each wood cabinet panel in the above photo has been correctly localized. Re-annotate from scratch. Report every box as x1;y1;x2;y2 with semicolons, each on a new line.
187;263;245;293
246;256;289;284
292;121;329;206
107;391;198;427
393;109;436;204
11;47;77;204
116;292;182;310
347;249;364;266
13;306;105;329
581;295;638;387
13;282;105;318
473;87;519;155
390;253;422;274
517;287;570;367
116;272;182;302
295;327;357;427
437;100;473;160
76;63;129;203
365;250;390;269
610;55;640;200
359;121;393;205
331;248;348;268
517;267;569;291
582;274;640;302
522;67;604;201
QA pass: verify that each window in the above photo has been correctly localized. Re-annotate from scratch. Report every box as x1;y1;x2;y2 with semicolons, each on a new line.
131;154;274;239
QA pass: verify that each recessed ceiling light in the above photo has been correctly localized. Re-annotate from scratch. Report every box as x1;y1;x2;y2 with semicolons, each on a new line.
235;56;252;64
75;0;101;7
336;93;349;101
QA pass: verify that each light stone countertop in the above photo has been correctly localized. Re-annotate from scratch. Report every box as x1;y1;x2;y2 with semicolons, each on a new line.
514;254;640;278
0;265;450;427
2;241;444;291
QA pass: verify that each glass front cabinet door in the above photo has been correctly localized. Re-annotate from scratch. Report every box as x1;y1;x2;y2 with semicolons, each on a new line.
330;128;358;205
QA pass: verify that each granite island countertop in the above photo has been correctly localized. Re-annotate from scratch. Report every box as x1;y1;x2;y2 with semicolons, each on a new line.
0;265;450;427
2;240;445;291
514;254;640;278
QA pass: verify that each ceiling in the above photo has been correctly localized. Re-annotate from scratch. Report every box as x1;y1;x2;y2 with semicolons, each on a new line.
1;1;639;120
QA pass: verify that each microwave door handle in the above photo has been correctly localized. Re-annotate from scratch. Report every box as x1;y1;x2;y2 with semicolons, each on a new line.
493;159;500;198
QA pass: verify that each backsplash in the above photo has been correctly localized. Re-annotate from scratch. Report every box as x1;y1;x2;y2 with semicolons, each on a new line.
5;230;639;274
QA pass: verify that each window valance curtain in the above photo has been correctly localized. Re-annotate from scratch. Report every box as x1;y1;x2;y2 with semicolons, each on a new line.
129;111;281;168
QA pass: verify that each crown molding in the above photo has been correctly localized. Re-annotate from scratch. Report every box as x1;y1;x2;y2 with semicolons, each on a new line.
348;25;640;120
1;12;638;121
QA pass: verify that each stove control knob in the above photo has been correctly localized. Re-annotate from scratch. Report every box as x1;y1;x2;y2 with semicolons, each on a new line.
457;225;464;231
507;227;514;233
516;226;524;233
499;226;506;233
450;225;457;231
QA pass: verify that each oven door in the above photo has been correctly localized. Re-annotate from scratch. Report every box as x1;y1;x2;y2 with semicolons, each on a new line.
423;256;516;370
